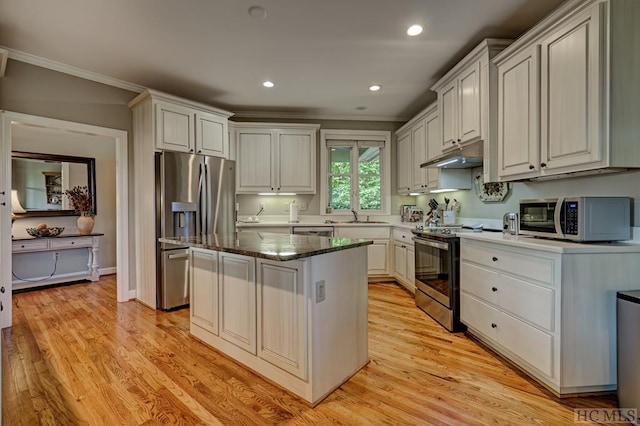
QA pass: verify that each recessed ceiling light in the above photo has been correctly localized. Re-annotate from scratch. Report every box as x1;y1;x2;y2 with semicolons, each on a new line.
263;81;275;88
407;24;423;36
369;85;381;92
248;6;267;20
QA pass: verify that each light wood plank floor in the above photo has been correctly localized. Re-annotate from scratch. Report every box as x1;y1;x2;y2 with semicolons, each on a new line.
3;277;621;425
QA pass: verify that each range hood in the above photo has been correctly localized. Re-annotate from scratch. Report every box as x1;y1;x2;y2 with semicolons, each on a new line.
420;142;483;169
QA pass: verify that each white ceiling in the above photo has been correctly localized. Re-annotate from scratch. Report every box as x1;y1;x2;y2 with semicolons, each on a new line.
0;0;565;121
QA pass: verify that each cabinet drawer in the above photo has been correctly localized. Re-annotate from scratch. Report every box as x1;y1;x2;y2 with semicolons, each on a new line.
496;310;553;377
50;237;93;249
461;262;554;331
461;242;554;285
12;239;49;252
338;226;389;239
393;228;414;245
462;293;553;378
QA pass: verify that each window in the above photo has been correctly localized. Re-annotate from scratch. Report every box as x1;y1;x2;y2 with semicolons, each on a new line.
320;130;391;215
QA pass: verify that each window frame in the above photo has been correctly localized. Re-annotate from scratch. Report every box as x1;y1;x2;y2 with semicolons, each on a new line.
320;129;391;216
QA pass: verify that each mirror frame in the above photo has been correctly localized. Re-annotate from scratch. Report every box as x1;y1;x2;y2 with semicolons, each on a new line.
11;151;97;218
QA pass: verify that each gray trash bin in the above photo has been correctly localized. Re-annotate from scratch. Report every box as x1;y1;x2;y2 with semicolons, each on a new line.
617;290;640;424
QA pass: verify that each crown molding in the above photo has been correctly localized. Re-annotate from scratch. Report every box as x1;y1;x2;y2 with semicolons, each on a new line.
232;109;408;123
2;46;145;93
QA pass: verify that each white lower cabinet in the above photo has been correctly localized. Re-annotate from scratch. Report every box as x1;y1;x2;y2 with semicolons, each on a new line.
257;260;307;380
392;228;415;293
219;252;257;354
336;227;390;277
187;246;369;405
190;248;219;335
460;236;640;395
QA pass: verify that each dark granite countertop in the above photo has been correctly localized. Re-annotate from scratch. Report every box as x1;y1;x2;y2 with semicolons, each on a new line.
159;232;373;261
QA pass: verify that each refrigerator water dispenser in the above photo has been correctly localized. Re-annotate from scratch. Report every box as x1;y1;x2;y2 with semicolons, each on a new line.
172;202;197;238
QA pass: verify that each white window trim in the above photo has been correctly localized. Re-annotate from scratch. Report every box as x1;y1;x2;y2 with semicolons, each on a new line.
320;129;391;216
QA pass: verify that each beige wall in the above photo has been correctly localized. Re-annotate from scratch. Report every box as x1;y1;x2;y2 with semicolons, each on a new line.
1;59;138;289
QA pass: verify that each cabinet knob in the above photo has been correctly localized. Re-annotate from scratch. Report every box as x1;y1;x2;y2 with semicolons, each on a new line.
540;162;547;168
0;202;5;206
0;286;4;293
190;149;194;153
1;301;3;312
277;187;281;191
21;245;25;248
71;242;75;245
452;141;457;145
492;287;498;292
407;187;410;191
491;323;497;328
271;187;274;191
0;191;4;195
197;150;202;154
402;235;405;238
529;164;535;170
492;256;498;262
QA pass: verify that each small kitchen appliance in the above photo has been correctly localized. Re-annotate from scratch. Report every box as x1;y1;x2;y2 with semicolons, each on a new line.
519;196;630;241
502;212;519;235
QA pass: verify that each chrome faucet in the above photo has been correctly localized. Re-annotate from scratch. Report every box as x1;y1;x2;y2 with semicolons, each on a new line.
351;208;359;222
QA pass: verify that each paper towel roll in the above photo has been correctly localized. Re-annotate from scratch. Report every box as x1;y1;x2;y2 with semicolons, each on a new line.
289;201;299;223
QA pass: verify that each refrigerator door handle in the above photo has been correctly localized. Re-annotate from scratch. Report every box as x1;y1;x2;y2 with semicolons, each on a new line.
198;162;206;235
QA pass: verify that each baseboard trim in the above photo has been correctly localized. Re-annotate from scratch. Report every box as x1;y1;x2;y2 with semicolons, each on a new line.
99;267;117;276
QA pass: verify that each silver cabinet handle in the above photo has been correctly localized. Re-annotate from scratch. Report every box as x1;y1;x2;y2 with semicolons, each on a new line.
168;253;189;260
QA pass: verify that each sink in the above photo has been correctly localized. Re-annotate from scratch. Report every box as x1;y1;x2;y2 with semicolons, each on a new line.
343;220;388;224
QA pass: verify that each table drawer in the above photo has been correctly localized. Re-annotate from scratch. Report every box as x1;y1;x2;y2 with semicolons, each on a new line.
461;242;554;285
12;239;49;252
50;237;93;249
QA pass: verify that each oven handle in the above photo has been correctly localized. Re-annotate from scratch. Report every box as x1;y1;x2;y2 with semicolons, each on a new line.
412;237;449;251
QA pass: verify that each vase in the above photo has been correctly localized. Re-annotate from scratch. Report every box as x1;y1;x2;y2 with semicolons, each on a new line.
77;215;95;235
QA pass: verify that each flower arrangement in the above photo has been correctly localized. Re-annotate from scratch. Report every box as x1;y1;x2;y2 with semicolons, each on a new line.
64;185;94;217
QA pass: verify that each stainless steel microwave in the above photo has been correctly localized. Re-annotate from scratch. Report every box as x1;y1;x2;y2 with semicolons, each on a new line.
519;197;631;242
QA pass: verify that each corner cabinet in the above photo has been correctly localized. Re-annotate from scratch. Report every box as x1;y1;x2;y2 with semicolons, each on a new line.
459;236;640;395
234;123;320;194
430;39;511;181
128;89;234;308
495;0;640;181
395;103;440;194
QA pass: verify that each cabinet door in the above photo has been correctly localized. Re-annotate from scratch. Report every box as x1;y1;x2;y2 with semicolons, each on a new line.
393;243;407;280
439;80;459;151
236;129;274;193
195;111;228;158
190;249;218;335
155;102;195;153
425;109;441;188
257;260;307;380
276;130;316;193
368;240;388;275
540;5;603;172
405;246;415;293
498;46;540;179
458;62;481;143
219;253;256;354
396;131;411;194
411;119;427;191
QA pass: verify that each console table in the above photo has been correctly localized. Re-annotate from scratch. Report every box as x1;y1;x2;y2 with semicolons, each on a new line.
12;233;103;290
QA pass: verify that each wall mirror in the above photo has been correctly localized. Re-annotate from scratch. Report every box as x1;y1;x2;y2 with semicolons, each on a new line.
11;151;97;217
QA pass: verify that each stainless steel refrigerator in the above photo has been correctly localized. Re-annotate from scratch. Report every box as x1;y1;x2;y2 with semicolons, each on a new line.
155;151;236;310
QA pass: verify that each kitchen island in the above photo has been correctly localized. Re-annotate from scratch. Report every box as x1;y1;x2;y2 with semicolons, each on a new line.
159;232;371;405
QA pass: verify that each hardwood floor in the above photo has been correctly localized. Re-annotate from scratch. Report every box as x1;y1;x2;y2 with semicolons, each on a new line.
3;277;621;425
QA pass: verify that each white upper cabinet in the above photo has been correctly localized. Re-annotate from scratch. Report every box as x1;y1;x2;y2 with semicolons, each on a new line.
235;123;319;194
495;0;640;181
396;130;412;194
395;102;439;194
497;46;540;179
431;39;511;179
132;90;233;157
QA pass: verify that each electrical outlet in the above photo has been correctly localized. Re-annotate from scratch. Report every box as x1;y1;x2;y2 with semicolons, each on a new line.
53;252;60;260
299;202;307;211
284;202;289;212
316;280;326;303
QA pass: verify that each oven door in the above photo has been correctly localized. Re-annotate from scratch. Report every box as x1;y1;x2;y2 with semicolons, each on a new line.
413;237;451;308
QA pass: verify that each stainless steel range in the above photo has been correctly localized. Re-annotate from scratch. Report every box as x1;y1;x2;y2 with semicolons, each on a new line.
412;226;469;332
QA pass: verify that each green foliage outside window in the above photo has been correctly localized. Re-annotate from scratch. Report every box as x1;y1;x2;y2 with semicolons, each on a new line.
328;146;381;211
